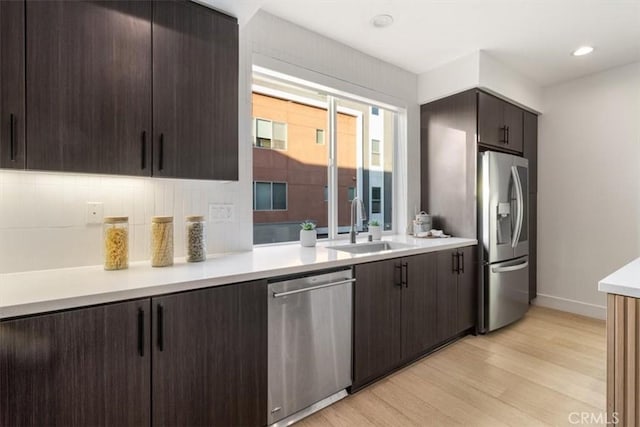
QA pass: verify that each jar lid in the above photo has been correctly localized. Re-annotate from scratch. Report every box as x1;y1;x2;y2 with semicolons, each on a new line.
104;216;128;224
186;215;205;221
152;216;173;223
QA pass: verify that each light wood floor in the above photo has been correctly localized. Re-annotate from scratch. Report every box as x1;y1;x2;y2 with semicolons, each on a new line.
298;306;606;427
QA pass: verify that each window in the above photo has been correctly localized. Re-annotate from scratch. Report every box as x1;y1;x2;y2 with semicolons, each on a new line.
371;187;381;214
252;71;396;244
253;181;287;211
371;139;381;167
347;187;355;202
254;119;287;150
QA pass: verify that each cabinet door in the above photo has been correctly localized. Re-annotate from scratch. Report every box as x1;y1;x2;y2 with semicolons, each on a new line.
524;111;538;193
436;249;459;343
152;281;267;427
477;91;505;149
504;102;523;153
0;300;151;426
25;1;152;175
353;258;402;389
457;246;477;333
153;1;239;180
401;253;437;361
0;0;25;168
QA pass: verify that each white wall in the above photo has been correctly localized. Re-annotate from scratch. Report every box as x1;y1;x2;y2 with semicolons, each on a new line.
418;51;480;105
0;171;252;273
536;61;640;319
418;50;543;113
243;11;420;234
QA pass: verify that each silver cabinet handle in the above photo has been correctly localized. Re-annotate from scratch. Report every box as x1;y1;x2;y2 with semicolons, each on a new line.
492;261;528;274
272;278;355;298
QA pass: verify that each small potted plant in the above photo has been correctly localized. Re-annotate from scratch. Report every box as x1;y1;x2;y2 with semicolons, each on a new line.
299;220;317;247
368;220;382;241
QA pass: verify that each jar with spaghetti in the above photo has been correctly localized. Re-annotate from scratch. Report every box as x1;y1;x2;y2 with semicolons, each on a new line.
151;216;174;267
103;217;129;270
185;215;206;262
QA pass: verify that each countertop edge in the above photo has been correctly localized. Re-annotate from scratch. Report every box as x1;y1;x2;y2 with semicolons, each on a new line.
598;257;640;299
1;237;477;320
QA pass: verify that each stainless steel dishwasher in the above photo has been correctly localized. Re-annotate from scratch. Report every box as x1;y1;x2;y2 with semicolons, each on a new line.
268;268;354;426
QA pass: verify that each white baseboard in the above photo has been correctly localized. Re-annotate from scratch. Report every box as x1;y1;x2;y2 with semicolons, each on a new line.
533;293;607;320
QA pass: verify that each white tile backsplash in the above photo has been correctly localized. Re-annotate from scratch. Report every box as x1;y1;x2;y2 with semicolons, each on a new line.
0;170;251;274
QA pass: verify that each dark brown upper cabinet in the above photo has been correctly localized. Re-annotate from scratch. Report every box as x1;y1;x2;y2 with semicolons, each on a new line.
523;111;538;194
0;0;26;169
0;299;151;426
153;0;239;180
478;91;523;153
25;1;153;176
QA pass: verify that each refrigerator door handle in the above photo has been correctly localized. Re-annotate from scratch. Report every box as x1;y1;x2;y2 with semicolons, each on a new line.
511;165;524;248
492;260;528;274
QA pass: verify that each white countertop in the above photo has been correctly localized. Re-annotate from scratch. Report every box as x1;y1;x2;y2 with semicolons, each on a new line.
0;235;476;319
599;257;640;298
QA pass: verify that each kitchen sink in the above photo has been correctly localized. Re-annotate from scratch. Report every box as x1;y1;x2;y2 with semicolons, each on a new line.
327;241;415;254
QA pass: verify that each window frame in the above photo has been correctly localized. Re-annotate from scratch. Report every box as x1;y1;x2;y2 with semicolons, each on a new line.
252;67;404;244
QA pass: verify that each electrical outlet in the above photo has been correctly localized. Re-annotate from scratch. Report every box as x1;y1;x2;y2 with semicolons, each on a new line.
86;202;104;224
209;203;235;223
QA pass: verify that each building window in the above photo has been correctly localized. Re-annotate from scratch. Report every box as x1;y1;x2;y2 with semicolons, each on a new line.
253;181;287;211
347;187;355;202
254;118;287;150
371;139;381;167
371;106;379;116
371;187;381;214
324;186;328;202
316;129;325;145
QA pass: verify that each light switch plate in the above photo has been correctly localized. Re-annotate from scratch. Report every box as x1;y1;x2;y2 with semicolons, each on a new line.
209;203;235;223
86;202;104;224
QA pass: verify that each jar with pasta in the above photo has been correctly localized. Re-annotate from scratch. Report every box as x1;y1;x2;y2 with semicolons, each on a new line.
151;216;174;267
103;217;129;270
185;215;206;262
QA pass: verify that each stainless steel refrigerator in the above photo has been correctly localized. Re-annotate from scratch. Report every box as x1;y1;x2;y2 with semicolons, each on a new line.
478;151;529;333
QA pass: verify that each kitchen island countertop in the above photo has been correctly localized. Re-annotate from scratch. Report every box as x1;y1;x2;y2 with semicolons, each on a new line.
1;235;476;319
599;257;640;298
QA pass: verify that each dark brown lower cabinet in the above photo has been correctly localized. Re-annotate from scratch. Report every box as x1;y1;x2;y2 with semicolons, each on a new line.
151;280;267;427
353;252;441;390
352;257;402;389
436;246;477;343
0;281;267;427
0;299;151;426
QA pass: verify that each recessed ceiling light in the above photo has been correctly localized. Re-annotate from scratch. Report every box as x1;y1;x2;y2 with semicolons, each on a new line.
572;46;594;56
372;14;394;28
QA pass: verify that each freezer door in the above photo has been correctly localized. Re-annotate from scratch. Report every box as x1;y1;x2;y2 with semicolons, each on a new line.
484;256;529;332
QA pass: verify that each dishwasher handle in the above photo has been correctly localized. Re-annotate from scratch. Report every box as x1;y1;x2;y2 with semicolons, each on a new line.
272;278;356;298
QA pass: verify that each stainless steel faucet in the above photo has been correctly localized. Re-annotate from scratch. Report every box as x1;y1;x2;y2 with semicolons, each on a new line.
349;197;366;244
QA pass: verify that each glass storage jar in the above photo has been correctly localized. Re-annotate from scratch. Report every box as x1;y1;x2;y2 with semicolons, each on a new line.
103;216;129;270
151;216;174;267
185;215;206;262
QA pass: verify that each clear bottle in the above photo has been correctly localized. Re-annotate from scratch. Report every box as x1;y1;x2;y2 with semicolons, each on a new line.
151;216;174;267
103;216;129;270
185;215;206;262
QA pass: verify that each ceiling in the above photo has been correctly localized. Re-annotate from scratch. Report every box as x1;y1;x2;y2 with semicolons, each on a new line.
256;0;640;87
